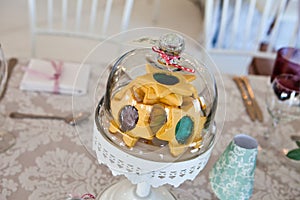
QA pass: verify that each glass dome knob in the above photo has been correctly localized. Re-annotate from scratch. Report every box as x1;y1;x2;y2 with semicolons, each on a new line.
158;33;185;56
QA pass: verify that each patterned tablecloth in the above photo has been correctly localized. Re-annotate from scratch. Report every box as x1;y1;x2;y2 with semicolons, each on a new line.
1;60;299;200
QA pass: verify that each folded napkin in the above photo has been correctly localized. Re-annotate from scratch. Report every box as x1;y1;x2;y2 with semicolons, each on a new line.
20;59;90;95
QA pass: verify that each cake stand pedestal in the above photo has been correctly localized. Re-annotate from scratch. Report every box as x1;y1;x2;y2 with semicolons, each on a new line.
99;179;175;200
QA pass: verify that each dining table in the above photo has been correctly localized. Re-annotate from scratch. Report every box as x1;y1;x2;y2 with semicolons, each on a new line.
0;58;299;200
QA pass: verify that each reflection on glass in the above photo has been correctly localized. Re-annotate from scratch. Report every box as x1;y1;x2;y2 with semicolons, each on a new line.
266;74;300;140
0;45;15;153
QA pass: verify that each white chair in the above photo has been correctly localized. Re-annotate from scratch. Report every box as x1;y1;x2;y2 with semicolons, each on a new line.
28;0;134;58
203;0;300;75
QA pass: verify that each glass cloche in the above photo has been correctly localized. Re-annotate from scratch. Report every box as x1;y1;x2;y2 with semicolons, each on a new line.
73;29;225;199
95;33;218;163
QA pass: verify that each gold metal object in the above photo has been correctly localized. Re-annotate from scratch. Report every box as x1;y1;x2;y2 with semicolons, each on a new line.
240;76;264;122
9;111;90;126
233;77;256;121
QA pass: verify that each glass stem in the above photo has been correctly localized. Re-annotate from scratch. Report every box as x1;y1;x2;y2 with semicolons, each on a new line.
136;182;151;197
264;116;280;139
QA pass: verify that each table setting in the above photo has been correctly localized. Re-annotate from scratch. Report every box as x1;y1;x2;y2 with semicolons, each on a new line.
0;28;300;200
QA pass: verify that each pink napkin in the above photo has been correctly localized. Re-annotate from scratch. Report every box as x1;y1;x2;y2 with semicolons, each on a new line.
20;59;90;95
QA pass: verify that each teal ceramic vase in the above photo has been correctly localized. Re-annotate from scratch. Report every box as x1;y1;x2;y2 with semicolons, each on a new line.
209;134;258;200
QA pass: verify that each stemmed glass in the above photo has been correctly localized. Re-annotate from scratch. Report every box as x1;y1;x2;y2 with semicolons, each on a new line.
265;74;300;143
0;45;15;153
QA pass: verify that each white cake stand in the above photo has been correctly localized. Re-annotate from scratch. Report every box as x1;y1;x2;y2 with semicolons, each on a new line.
93;100;216;200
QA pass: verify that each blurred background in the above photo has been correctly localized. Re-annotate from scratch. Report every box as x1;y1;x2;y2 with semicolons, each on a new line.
0;0;299;74
0;0;203;61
